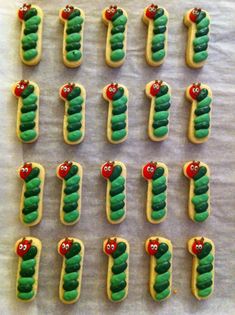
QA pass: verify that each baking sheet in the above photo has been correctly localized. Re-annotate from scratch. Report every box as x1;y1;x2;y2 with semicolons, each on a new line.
0;0;234;314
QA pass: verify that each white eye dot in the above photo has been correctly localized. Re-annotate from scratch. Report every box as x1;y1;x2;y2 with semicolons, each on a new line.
199;245;202;249
104;166;108;171
63;87;67;92
62;243;65;248
65;244;69;250
107;244;110;249
150;244;154;250
147;166;151;172
109;87;112;92
21;85;24;89
24;7;27;11
25;168;28;172
23;245;27;250
150;167;154;172
154;245;158;250
111;244;114;249
19;244;23;249
64;166;67;171
190;165;194;171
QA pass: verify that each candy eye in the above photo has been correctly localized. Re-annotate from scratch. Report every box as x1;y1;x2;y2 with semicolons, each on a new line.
25;168;28;172
150;244;154;250
190;165;195;171
107;244;110;250
21;85;24;89
17;84;20;88
153;84;159;90
63;87;67;92
111;244;115;250
107;9;111;13
111;8;115;13
150;167;154;173
62;243;65;249
65;244;69;250
108;166;111;171
24;7;27;11
19;244;23;249
64;166;67;171
154;244;158;250
104;166;108;171
23;245;27;250
198;244;202;249
194;166;198;171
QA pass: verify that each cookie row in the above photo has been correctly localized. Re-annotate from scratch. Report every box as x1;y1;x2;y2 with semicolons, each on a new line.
12;80;213;144
17;160;211;226
18;4;211;69
15;236;215;303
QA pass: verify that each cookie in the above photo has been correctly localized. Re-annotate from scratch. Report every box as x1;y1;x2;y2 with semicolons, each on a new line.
101;161;126;224
18;3;43;65
184;8;210;68
102;83;128;144
59;5;85;68
102;5;128;67
145;80;171;141
145;236;173;301
15;237;42;302
183;161;210;222
142;162;168;223
12;80;40;143
18;162;45;226
103;237;129;302
57;161;83;225
58;237;85;304
143;4;169;66
188;237;215;300
186;82;213;144
59;83;86;145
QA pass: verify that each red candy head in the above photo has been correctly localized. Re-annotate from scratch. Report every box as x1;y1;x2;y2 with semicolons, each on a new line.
146;4;158;19
58;161;73;178
147;238;160;255
59;238;73;255
20;163;33;180
102;161;115;179
61;5;74;20
186;161;200;179
192;237;204;255
17;238;32;257
18;3;31;20
105;238;117;255
60;83;74;99
14;80;29;97
105;5;118;20
106;83;118;100
143;162;157;180
189;83;201;100
150;80;162;97
189;8;201;23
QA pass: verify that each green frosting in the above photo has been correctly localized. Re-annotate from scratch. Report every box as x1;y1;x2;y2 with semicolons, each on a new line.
193;10;210;63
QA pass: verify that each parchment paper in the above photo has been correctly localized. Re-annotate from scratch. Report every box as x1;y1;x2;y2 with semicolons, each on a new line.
0;0;234;314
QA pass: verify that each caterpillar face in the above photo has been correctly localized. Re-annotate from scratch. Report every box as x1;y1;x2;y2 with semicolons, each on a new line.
186;161;200;178
20;162;33;180
61;83;74;99
18;3;31;20
106;83;119;100
14;80;29;97
17;238;32;257
105;238;117;255
189;83;201;100
189;8;201;23
146;4;158;19
143;162;157;180
147;239;160;255
61;5;75;20
59;238;73;255
150;80;162;97
102;161;115;179
192;238;204;255
58;161;73;178
105;5;118;21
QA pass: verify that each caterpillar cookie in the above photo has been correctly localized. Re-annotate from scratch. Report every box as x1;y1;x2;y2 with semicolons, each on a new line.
59;83;86;145
142;162;168;223
188;237;215;300
145;237;173;301
103;237;129;302
101;161;126;224
183;161;210;222
12;80;40;143
143;4;169;66
184;8;211;68
18;3;43;65
102;5;128;67
145;80;171;141
57;161;83;225
15;237;42;301
58;237;85;304
59;5;85;68
186;83;213;144
18;162;45;226
103;83;128;144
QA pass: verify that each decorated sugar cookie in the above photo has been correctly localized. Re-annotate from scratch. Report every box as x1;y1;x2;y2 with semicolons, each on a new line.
15;237;42;301
18;162;45;226
57;161;83;225
58;237;85;304
183;161;210;222
145;80;171;141
184;8;210;68
103;237;129;302
59;83;86;145
188;237;215;300
142;162;168;223
12;80;40;143
18;3;43;65
143;4;169;66
186;83;212;144
102;5;128;67
101;161;126;224
103;83;128;144
59;5;85;68
145;236;172;301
